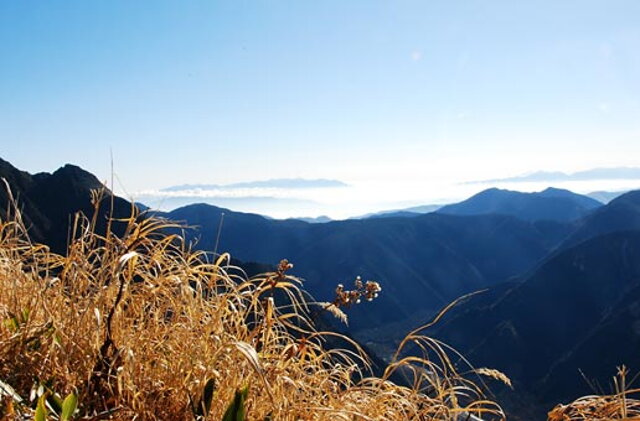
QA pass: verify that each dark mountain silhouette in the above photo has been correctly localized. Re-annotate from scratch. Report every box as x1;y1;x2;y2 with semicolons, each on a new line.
162;203;573;343
559;190;640;249
437;187;602;222
0;157;134;254
431;226;640;418
0;159;272;277
538;280;640;403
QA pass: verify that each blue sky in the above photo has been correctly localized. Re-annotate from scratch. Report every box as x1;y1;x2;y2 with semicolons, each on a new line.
1;1;640;217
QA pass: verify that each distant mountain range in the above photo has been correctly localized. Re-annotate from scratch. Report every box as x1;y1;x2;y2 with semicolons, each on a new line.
352;204;442;219
467;166;640;184
291;215;333;223
587;189;629;203
288;205;443;223
5;157;640;418
288;204;444;223
161;178;347;191
134;194;319;215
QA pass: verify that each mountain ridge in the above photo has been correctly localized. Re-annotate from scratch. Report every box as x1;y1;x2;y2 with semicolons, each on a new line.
468;167;640;184
0;157;133;254
437;187;602;222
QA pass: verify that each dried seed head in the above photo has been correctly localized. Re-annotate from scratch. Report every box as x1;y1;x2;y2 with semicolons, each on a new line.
331;277;381;308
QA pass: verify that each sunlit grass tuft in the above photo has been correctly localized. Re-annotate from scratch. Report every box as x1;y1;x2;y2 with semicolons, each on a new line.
548;366;640;420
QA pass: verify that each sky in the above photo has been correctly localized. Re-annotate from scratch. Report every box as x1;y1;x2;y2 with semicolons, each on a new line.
1;1;640;218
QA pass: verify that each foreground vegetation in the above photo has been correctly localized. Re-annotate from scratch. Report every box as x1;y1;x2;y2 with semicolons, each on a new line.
0;190;507;420
0;188;638;420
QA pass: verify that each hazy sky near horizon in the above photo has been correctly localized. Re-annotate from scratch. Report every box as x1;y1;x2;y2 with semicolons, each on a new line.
2;1;640;216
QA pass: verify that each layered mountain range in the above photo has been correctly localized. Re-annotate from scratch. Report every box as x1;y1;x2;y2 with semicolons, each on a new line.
3;158;640;419
430;191;640;419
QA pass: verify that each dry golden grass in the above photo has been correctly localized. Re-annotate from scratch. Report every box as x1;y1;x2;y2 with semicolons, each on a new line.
0;188;507;420
548;366;640;421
